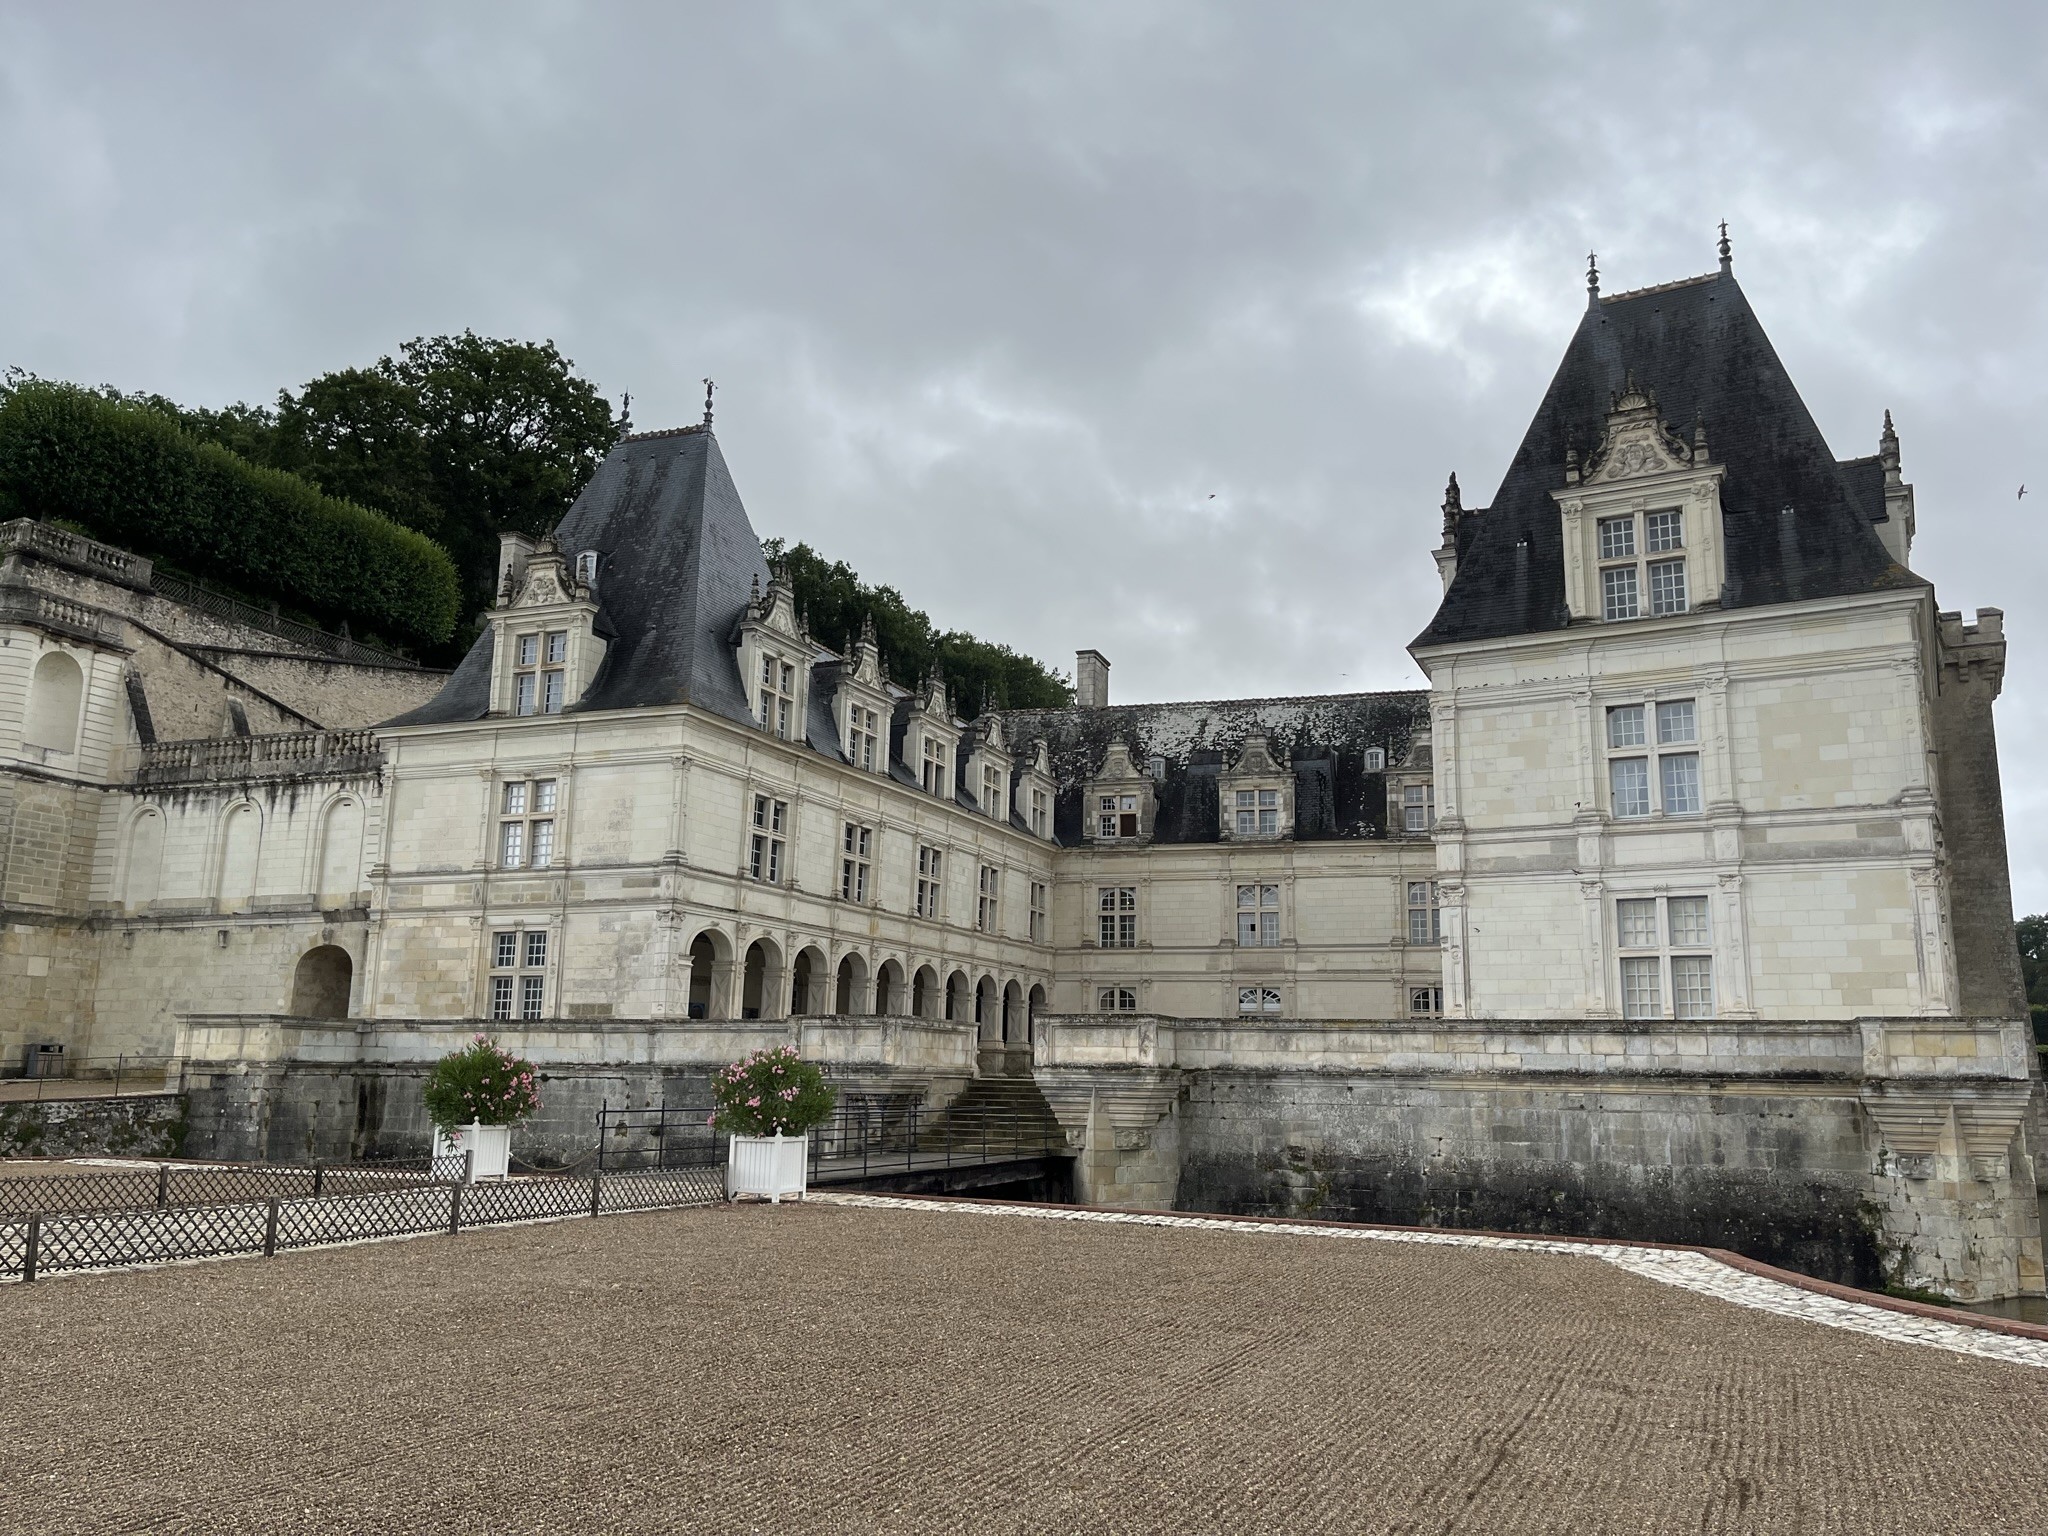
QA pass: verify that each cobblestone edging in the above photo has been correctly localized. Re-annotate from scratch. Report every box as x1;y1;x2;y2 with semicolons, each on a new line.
812;1193;2048;1371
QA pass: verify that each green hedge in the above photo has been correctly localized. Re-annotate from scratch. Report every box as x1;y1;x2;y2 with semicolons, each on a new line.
0;382;460;649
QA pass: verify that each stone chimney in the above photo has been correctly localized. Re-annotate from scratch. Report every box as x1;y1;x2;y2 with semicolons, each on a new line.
1075;649;1110;709
496;531;538;606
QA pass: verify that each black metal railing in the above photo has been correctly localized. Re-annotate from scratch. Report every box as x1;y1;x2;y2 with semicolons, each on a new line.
0;1154;463;1219
805;1100;1068;1181
0;1155;726;1282
594;1104;724;1173
1;1050;185;1098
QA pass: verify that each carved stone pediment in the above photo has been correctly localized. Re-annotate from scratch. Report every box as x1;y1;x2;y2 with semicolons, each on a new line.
1582;375;1696;484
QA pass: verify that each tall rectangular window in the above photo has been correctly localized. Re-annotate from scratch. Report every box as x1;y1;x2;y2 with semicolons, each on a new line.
922;736;950;797
749;795;787;883
977;865;1001;933
1407;881;1441;944
915;845;943;919
758;655;797;740
1648;558;1688;615
1097;886;1136;948
1601;564;1640;621
512;632;542;716
1234;789;1281;837
1607;699;1701;818
499;778;559;869
847;705;879;771
1616;894;1713;1019
1237;884;1281;946
1030;789;1049;838
1029;881;1048;944
1402;784;1435;833
488;926;549;1022
981;765;1005;819
840;823;871;903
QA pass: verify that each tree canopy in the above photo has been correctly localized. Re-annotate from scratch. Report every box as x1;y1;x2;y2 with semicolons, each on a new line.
2018;914;2047;1043
764;538;1070;718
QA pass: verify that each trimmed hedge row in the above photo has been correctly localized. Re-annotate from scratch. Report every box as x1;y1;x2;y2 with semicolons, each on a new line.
0;382;460;648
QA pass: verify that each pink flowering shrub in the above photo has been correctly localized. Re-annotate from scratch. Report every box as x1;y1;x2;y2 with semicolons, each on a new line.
423;1034;542;1129
711;1045;835;1137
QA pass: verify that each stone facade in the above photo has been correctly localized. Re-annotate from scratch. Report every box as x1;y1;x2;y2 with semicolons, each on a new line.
1;253;2040;1299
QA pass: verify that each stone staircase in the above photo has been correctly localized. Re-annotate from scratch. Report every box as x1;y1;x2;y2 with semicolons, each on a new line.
921;1066;1065;1154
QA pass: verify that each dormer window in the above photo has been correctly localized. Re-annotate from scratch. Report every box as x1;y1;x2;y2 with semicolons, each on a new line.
575;550;599;587
514;631;569;716
758;655;798;740
980;764;1006;819
1029;788;1049;838
847;704;879;770
1097;794;1138;839
1233;789;1280;837
1598;509;1687;621
922;735;950;796
1362;747;1386;772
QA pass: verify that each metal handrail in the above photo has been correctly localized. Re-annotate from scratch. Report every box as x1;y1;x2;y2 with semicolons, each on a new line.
149;571;418;668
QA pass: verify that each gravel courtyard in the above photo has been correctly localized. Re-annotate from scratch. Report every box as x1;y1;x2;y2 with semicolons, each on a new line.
4;1200;2046;1535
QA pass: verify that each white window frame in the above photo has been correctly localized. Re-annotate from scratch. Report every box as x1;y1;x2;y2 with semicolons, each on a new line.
487;924;550;1021
1096;793;1139;840
1604;698;1702;819
1096;886;1136;948
1408;985;1444;1016
840;822;872;904
915;845;944;920
1028;881;1048;944
1402;783;1435;834
1235;884;1280;947
749;794;788;884
758;655;798;741
1616;893;1715;1019
1232;788;1282;839
1237;986;1283;1017
1098;986;1138;1013
1029;789;1050;839
980;764;1006;820
921;735;950;798
847;704;879;771
1406;880;1441;944
977;864;1001;934
1597;507;1689;621
497;778;559;869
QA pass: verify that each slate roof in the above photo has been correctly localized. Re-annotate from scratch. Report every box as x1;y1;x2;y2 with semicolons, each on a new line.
387;427;776;729
999;691;1430;844
1413;265;1924;650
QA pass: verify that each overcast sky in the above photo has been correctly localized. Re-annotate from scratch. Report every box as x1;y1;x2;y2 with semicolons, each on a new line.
4;2;2044;911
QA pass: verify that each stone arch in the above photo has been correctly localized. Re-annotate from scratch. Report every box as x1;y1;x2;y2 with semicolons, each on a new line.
686;928;734;1020
290;944;353;1020
1028;983;1047;1044
875;958;905;1017
24;650;84;755
974;974;1000;1042
791;944;829;1016
944;969;969;1023
912;964;938;1020
742;936;784;1020
835;951;869;1015
316;795;364;906
1002;980;1024;1044
122;807;164;911
217;801;261;913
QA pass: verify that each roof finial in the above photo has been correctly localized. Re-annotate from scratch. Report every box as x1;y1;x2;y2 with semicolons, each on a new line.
1586;250;1600;308
702;377;716;429
1440;472;1463;540
1692;410;1709;462
1879;408;1900;472
1717;220;1732;274
617;391;632;442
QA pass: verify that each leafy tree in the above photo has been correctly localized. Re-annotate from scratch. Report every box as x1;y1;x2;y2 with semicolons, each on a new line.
2018;915;2048;1042
764;538;1070;717
275;333;624;617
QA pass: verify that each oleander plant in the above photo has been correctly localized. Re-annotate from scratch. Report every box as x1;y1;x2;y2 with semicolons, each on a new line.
711;1045;836;1137
423;1034;542;1130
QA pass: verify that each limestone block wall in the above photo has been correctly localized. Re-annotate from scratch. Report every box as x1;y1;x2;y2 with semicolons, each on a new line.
1422;591;1961;1021
1050;839;1442;1020
1032;1013;2045;1300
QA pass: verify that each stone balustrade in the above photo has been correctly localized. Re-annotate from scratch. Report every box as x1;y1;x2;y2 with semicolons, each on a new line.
134;728;384;787
0;517;154;589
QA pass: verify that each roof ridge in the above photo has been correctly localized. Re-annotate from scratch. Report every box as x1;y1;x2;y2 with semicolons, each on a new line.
620;424;709;443
1600;271;1719;303
1004;687;1428;715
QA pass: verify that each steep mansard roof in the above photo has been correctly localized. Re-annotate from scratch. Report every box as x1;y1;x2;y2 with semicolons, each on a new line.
388;427;785;730
1000;691;1431;843
1413;266;1924;650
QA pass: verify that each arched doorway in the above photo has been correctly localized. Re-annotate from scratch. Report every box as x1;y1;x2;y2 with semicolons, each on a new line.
290;945;353;1020
791;947;826;1016
686;931;728;1019
912;965;937;1019
944;970;967;1022
1002;981;1023;1044
742;939;781;1020
835;953;868;1015
876;959;904;1016
1028;984;1047;1044
975;976;999;1042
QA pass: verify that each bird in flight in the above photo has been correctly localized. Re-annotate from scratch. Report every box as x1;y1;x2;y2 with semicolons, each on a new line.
2020;485;2028;500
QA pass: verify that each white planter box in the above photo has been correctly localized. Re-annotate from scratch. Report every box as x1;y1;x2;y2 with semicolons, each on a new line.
728;1132;809;1202
434;1122;512;1181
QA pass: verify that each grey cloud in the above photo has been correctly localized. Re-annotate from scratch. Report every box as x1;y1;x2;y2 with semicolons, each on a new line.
3;0;2045;906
